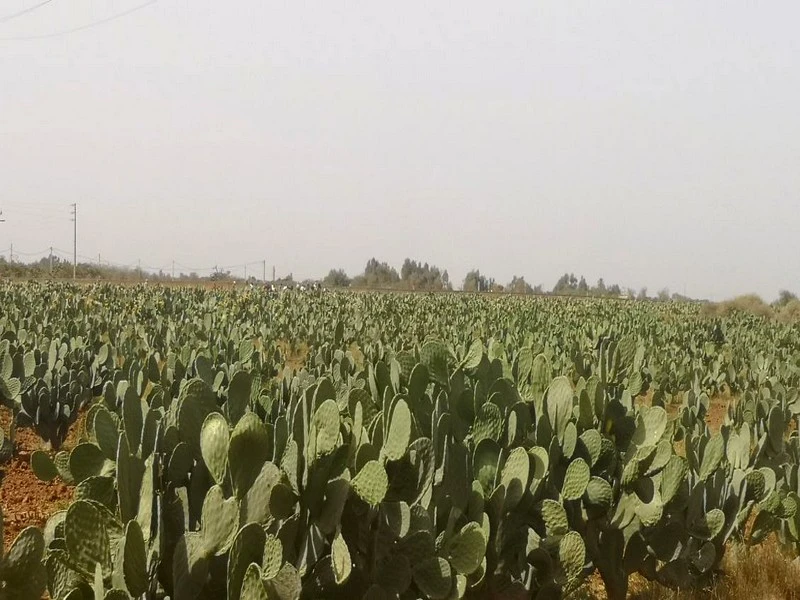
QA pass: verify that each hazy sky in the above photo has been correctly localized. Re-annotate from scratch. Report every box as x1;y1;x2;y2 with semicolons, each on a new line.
2;1;799;300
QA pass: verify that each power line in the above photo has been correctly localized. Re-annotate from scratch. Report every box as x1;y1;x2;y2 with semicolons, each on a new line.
0;0;54;24
0;0;157;41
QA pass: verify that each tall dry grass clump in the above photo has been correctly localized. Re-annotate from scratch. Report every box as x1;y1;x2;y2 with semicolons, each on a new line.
701;294;774;319
620;540;800;600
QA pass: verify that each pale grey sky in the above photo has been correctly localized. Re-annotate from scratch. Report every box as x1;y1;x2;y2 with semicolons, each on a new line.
1;1;799;300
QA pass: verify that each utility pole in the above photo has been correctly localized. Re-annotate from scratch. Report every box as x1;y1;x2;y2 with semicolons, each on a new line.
49;247;53;274
272;265;275;282
9;242;12;263
172;260;175;279
70;203;77;279
262;260;266;282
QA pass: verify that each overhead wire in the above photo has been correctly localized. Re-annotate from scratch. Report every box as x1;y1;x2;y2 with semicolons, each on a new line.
0;0;157;41
7;247;274;278
0;0;55;24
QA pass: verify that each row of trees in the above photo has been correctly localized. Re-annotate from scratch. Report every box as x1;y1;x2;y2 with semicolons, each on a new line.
325;258;452;291
0;254;700;302
325;261;662;298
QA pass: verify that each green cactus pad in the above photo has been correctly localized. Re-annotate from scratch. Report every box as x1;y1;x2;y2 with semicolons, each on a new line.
698;433;725;481
227;523;266;600
397;530;435;564
69;443;107;484
269;482;298;520
311;399;341;459
263;562;301;600
240;563;269;600
546;376;573;441
167;441;193;487
420;341;451;388
241;461;282;525
65;500;113;577
262;534;284;580
634;406;668;447
376;553;412;594
562;459;590;501
541;499;569;536
115;521;148;597
75;476;117;511
500;447;530;510
446;522;487;576
562;422;578;460
660;455;688;505
200;412;230;486
331;531;352;585
4;526;45;584
30;450;58;482
229;412;270;499
690;508;725;541
583;476;613;512
122;387;145;456
177;378;219;455
227;370;252;426
381;502;411;539
767;406;784;455
558;531;585;582
690;541;716;573
93;408;120;462
383;397;412;461
46;549;84;600
635;492;664;527
116;434;145;523
578;430;602;467
173;532;210;600
352;460;388;506
472;403;503;445
413;556;453;600
201;485;239;556
317;478;350;535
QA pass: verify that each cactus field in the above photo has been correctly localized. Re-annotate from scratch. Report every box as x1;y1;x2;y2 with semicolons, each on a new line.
1;282;800;599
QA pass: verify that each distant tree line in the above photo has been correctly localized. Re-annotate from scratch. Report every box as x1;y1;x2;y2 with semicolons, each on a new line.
326;258;452;291
0;254;721;303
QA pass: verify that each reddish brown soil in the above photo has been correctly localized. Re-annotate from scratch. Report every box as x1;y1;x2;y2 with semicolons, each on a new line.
0;407;86;552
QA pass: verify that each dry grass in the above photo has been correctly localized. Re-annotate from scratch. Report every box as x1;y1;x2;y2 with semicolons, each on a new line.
701;294;800;324
623;540;800;600
275;339;310;372
577;538;800;600
701;294;774;319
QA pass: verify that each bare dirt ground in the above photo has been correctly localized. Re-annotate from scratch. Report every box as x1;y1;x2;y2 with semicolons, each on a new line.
0;408;85;553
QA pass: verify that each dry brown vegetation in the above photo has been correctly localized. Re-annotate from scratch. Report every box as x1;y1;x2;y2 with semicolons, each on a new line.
701;294;800;324
617;539;800;600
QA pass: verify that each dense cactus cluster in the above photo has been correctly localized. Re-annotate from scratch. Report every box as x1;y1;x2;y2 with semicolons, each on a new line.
0;282;798;599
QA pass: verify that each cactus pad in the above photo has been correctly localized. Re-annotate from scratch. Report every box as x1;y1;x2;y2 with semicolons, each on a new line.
200;412;230;486
562;459;590;501
352;460;388;506
446;522;487;576
413;556;453;600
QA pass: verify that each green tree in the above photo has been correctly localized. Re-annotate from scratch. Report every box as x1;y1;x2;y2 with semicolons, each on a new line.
508;276;533;295
463;269;490;292
323;268;351;288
